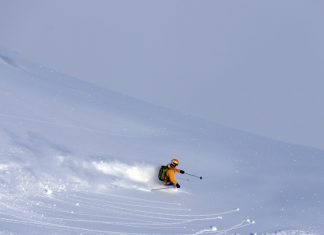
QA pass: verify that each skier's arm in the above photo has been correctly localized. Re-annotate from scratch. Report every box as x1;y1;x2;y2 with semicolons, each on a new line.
174;168;185;174
173;168;180;173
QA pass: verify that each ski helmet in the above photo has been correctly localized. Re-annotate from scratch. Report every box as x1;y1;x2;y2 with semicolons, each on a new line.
171;159;179;167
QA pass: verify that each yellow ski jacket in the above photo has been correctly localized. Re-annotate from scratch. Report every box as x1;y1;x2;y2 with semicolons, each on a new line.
166;167;181;185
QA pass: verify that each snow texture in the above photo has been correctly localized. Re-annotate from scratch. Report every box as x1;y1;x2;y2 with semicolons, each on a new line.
0;48;323;234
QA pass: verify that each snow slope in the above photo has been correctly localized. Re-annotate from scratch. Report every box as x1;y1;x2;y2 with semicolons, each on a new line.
0;48;323;234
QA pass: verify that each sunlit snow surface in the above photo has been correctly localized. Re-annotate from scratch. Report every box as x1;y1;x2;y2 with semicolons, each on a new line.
0;48;323;234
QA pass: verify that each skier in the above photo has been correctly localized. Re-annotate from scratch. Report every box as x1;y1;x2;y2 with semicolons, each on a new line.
158;159;185;188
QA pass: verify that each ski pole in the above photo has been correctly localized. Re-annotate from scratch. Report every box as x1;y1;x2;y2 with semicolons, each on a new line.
185;172;203;180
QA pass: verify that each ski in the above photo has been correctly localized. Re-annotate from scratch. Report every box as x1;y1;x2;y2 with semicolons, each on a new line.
151;187;172;191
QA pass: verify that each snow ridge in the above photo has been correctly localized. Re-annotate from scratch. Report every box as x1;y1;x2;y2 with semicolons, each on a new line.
1;49;323;234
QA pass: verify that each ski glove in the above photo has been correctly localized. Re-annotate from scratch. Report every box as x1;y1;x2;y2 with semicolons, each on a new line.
180;170;185;174
176;183;181;188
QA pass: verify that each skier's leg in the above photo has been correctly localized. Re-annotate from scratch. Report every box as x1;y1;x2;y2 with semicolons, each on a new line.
164;181;173;186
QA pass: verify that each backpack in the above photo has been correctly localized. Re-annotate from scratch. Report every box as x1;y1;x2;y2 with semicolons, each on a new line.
158;165;169;182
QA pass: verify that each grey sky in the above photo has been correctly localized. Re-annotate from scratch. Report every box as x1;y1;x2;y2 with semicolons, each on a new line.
1;0;323;149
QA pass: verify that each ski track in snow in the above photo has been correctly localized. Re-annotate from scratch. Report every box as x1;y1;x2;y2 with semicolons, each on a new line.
0;189;251;235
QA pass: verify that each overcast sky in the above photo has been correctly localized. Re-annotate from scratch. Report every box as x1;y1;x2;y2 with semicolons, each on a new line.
1;0;323;150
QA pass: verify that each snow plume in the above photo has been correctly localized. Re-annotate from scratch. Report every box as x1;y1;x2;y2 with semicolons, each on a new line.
91;160;157;189
0;150;158;195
